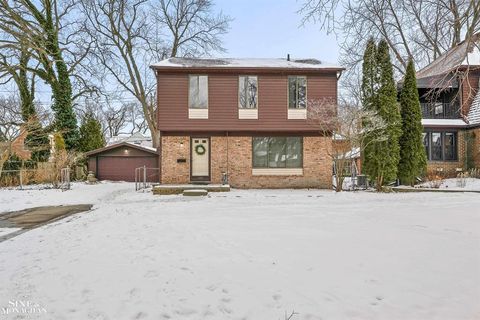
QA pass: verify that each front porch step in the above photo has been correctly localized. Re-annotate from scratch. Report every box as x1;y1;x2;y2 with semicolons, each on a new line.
183;189;208;196
153;184;230;195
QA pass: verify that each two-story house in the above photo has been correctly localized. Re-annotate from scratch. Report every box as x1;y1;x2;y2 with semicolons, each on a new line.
151;57;343;188
414;34;480;176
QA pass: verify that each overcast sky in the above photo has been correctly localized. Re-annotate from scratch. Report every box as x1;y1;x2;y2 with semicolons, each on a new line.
0;0;341;107
215;0;340;64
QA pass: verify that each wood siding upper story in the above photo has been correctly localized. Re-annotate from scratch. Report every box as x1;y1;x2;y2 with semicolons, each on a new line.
156;71;338;132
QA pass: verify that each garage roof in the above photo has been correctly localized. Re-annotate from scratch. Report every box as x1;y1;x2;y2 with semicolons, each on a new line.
85;142;158;156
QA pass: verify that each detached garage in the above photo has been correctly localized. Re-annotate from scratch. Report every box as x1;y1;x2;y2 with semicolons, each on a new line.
86;142;159;182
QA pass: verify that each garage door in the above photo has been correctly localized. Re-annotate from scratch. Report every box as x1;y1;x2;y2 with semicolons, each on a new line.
97;156;158;182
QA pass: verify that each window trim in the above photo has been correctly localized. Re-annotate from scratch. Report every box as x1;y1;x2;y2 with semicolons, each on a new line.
251;136;304;169
238;75;258;109
188;74;209;110
287;76;307;109
423;130;458;162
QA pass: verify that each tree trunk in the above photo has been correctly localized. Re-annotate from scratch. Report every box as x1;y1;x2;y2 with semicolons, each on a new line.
376;175;384;192
43;3;78;150
18;48;36;122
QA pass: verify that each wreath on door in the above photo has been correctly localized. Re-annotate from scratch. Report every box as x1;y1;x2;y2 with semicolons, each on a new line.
195;144;206;155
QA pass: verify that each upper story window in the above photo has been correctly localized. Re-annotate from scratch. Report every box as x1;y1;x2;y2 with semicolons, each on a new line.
288;76;307;109
189;75;208;109
239;76;258;109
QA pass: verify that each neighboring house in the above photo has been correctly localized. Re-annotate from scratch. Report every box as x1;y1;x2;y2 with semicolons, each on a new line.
10;127;32;160
151;57;344;188
0;126;31;161
106;132;153;148
414;34;480;176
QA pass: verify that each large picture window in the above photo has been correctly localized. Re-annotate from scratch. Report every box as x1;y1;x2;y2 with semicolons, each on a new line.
239;76;258;109
423;131;457;161
252;137;303;168
288;76;307;109
189;75;208;109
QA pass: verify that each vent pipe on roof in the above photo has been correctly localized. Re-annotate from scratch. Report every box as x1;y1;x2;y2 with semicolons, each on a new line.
287;54;290;61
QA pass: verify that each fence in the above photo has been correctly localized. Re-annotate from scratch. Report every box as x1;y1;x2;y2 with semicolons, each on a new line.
60;167;71;191
0;164;71;190
135;166;160;191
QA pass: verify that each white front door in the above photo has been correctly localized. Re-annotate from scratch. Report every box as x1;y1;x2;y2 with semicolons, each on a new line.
191;137;210;181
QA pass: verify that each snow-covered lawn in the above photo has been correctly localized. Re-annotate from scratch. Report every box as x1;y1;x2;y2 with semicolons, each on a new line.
0;182;479;320
426;177;480;191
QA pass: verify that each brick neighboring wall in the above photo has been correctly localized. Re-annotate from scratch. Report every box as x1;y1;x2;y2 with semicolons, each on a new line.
11;128;31;160
471;128;480;168
461;70;480;116
426;130;466;177
161;135;332;189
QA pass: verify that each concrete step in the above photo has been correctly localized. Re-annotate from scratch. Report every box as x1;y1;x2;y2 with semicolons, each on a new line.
153;184;230;195
183;189;208;196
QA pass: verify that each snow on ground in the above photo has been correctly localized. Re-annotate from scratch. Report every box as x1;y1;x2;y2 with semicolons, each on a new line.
420;177;480;191
0;183;479;320
0;228;21;237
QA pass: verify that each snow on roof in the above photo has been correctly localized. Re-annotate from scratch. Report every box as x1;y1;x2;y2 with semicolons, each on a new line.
343;147;360;159
151;57;343;70
125;142;156;152
417;33;480;80
421;119;467;127
107;133;152;147
467;85;480;126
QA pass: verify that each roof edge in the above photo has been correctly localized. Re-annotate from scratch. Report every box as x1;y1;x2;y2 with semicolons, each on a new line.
85;141;158;156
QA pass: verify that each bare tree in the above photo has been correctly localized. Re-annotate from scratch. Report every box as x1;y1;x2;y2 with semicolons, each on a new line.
156;0;231;57
125;102;149;135
0;95;23;175
0;0;99;149
81;0;230;148
102;104;130;138
81;0;161;147
0;95;22;142
308;98;387;191
299;0;480;99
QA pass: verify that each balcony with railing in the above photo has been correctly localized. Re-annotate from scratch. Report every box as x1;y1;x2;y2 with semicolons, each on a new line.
420;102;461;119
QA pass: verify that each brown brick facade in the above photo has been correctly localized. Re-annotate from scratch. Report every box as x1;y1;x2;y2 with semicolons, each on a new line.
461;70;480;116
426;130;466;177
161;135;332;188
469;128;480;168
11;128;32;160
160;136;190;184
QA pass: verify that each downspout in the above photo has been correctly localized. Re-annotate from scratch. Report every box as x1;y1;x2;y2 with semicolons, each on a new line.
158;133;162;184
155;69;162;184
226;131;229;184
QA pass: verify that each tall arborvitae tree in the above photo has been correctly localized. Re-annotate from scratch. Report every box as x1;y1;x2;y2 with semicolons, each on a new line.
361;38;380;186
398;59;427;185
78;113;105;153
362;39;402;190
374;40;402;189
361;38;378;110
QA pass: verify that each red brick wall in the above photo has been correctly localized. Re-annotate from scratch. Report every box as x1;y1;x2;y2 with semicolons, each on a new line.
426;130;466;177
161;135;332;188
11;128;31;160
161;136;190;184
461;70;480;116
470;128;480;168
